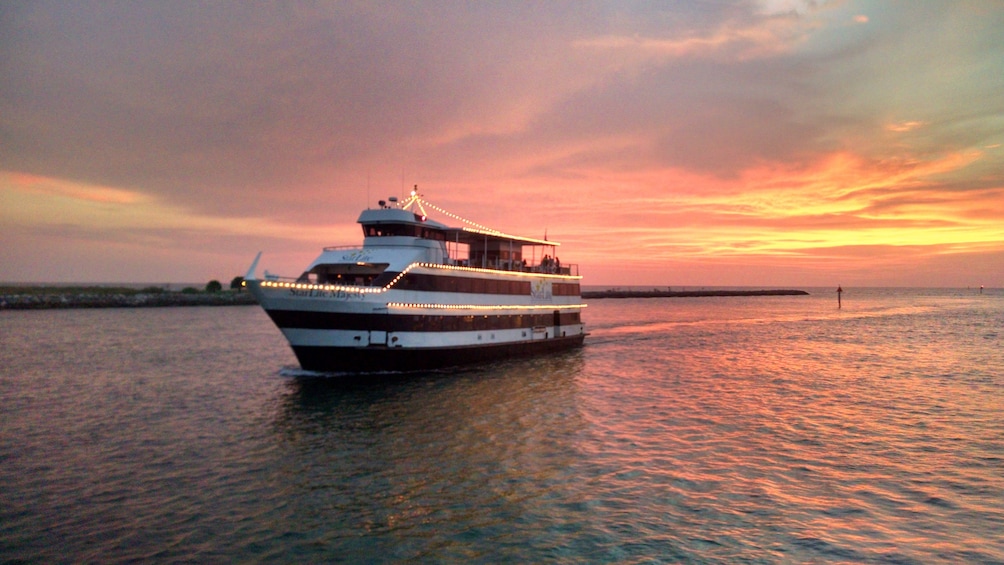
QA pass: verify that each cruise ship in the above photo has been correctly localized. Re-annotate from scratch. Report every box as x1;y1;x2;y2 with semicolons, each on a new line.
245;190;586;372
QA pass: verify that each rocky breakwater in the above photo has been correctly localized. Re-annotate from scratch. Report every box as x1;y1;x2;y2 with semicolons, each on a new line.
0;288;258;310
582;288;809;299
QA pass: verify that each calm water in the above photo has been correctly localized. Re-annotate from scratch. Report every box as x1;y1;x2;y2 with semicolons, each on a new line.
1;288;1002;563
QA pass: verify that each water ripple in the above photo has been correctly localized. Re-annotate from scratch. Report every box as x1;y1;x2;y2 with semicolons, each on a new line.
2;293;1003;562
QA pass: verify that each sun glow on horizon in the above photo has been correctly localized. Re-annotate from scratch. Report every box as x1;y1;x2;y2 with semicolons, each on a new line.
532;148;1004;285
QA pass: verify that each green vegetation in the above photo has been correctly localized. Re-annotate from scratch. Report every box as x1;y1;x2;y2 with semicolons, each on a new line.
1;282;259;310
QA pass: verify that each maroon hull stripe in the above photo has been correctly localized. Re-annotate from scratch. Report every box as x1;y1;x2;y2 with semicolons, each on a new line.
267;310;582;332
292;334;586;373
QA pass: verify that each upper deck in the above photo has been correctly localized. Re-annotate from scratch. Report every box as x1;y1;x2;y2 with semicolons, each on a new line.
278;190;579;287
334;192;578;277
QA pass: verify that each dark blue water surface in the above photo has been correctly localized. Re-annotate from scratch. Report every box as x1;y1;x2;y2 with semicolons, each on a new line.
2;288;1002;563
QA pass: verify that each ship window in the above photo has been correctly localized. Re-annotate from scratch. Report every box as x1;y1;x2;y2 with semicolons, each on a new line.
310;262;390;286
362;223;422;238
421;228;446;241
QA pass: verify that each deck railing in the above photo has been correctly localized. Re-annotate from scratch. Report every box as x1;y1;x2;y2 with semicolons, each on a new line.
444;259;578;276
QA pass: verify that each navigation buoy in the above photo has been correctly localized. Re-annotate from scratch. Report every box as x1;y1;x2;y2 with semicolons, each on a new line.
837;285;843;309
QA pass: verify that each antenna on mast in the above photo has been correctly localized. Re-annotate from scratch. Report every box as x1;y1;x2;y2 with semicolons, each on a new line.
400;167;406;202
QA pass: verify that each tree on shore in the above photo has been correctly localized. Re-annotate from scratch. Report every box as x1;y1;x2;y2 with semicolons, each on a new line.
230;276;244;292
205;280;223;293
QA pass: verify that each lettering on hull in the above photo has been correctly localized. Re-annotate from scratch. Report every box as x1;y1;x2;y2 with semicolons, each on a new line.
287;288;365;300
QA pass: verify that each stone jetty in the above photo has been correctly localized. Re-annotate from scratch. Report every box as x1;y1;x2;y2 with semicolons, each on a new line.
582;289;809;299
0;288;258;310
2;286;810;309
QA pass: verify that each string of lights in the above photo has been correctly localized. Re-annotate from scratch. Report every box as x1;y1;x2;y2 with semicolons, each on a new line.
400;190;555;245
258;278;585;312
416;262;579;279
258;261;581;294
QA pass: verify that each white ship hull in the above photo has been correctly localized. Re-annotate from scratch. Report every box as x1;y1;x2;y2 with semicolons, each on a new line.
247;192;586;373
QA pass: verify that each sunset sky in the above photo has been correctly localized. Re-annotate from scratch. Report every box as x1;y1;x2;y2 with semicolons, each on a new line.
3;1;1003;287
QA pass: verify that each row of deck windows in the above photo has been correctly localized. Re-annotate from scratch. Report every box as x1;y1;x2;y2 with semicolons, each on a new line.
390;274;580;296
402;312;581;332
364;224;446;241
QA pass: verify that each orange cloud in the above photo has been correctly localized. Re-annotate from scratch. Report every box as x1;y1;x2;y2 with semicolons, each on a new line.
7;172;143;204
0;170;356;245
536;148;1003;282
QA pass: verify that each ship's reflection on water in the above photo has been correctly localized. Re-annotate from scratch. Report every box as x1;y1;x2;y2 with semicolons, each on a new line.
268;352;593;560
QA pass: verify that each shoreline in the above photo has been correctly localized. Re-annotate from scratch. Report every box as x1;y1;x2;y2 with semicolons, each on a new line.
582;289;810;299
0;290;257;310
2;287;812;310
